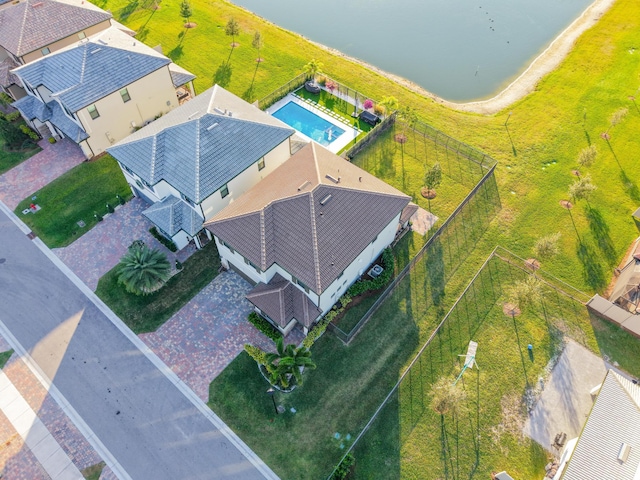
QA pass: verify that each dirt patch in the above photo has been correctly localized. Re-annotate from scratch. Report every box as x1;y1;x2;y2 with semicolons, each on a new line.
184;22;197;28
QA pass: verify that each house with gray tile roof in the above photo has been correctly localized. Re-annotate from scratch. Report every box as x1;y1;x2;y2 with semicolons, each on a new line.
11;27;196;158
108;85;296;250
552;370;640;479
206;142;412;334
0;0;116;99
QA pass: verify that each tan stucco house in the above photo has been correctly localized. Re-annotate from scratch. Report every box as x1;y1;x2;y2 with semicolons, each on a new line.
0;0;126;100
11;27;195;158
206;142;413;335
107;85;297;250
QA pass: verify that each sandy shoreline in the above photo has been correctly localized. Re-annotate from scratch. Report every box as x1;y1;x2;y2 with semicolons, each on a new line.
303;0;615;115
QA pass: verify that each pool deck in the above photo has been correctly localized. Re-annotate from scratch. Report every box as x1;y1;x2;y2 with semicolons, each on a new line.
266;93;360;154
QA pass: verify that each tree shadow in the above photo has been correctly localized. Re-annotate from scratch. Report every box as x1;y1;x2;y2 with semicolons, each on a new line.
214;62;233;88
505;125;517;157
583;129;591;146
167;45;183;62
585;207;617;266
243;62;261;103
576;240;606;292
117;0;139;21
426;237;446;306
620;169;640;202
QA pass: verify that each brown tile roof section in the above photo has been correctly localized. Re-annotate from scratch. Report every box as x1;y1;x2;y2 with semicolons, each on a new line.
206;142;410;294
246;274;322;328
400;202;419;224
0;0;112;57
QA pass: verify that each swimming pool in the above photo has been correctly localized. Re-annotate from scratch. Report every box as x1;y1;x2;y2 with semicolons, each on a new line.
272;102;345;146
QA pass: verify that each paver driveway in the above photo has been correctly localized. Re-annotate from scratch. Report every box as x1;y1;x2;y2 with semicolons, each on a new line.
54;197;195;291
140;271;305;402
0;138;85;210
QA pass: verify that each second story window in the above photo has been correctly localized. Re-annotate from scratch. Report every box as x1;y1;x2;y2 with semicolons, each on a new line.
41;47;50;56
78;32;86;40
257;158;265;171
87;104;100;120
220;184;229;198
120;88;131;103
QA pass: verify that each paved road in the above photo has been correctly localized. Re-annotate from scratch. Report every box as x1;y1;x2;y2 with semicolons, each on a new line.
0;206;275;480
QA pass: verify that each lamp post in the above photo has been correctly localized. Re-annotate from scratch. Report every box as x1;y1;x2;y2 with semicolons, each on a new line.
267;387;278;415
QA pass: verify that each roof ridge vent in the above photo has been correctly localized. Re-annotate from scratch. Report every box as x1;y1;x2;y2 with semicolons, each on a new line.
297;180;311;192
618;443;631;463
213;107;226;115
206;122;219;131
325;174;340;184
31;1;43;7
319;194;332;206
187;111;200;120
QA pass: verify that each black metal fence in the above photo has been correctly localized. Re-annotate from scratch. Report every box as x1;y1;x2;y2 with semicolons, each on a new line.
326;248;592;479
328;162;501;344
257;72;308;110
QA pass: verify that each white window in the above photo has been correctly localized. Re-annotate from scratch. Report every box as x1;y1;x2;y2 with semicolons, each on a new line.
41;47;50;56
78;32;86;40
87;104;99;120
120;88;131;103
258;157;265;171
220;184;229;198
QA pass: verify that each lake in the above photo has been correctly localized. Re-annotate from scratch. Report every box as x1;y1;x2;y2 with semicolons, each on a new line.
230;0;594;101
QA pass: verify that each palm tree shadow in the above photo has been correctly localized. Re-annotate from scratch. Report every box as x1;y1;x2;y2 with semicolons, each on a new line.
585;207;617;266
576;240;607;292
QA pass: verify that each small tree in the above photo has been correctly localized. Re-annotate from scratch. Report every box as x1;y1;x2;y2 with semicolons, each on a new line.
265;337;316;389
430;376;467;416
252;30;263;62
379;96;399;118
568;174;597;204
179;0;192;27
506;276;543;312
576;144;597;168
422;162;442;210
532;232;561;261
601;107;628;140
303;59;323;83
117;242;171;295
225;18;240;47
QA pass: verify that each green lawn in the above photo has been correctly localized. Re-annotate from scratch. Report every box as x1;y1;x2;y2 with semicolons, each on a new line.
13;154;131;247
0;350;13;369
95;241;221;333
0;137;40;175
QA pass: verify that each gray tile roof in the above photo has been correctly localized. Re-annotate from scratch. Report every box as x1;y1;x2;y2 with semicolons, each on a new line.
207;143;411;294
168;63;195;88
142;196;203;237
246;274;322;328
108;86;295;204
0;56;21;88
13;94;88;141
0;0;112;57
12;39;170;112
561;370;640;479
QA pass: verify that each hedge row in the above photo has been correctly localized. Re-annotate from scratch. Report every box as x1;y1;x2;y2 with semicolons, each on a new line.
248;311;283;341
346;248;394;297
149;226;178;252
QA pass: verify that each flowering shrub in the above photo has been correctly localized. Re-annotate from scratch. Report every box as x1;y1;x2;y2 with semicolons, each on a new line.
363;99;374;110
325;80;337;93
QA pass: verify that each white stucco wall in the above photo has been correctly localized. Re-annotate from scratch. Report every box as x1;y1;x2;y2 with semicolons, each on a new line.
77;66;177;156
200;140;291;220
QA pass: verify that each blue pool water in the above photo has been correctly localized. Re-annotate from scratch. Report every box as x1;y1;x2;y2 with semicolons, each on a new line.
272;102;345;146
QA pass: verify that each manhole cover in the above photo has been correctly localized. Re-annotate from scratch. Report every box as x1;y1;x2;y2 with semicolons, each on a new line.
0;258;5;264
77;220;86;228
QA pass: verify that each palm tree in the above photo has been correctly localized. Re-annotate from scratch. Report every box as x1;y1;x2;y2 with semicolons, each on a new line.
379;96;399;119
266;337;316;389
303;59;323;84
117;241;171;296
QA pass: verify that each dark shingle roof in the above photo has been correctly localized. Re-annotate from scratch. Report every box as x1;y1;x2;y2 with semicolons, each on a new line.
142;196;203;237
0;0;112;57
13;40;169;112
108;86;295;204
207;143;410;294
169;63;195;88
13;94;88;141
246;274;322;328
0;56;21;88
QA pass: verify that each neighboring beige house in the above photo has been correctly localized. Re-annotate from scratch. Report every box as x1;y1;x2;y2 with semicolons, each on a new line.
0;0;126;100
206;142;413;335
107;85;297;250
552;370;640;479
12;27;195;158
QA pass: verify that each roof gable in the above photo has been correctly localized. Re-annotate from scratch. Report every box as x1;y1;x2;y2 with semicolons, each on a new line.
13;39;170;111
207;143;410;293
0;0;112;57
142;196;203;237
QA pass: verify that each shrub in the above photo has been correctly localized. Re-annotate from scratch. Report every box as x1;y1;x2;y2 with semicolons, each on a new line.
346;248;394;297
19;124;39;140
106;203;114;213
175;259;183;271
244;343;270;366
331;453;355;480
302;293;352;349
116;194;126;205
94;212;103;222
149;226;178;252
363;99;374;110
248;311;282;341
373;104;385;116
48;137;56;144
6;111;21;122
316;75;327;86
0;92;12;106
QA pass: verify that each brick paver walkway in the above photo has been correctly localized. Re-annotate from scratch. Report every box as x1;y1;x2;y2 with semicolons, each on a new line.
140;271;305;402
54;197;196;291
0;138;85;210
0;335;105;479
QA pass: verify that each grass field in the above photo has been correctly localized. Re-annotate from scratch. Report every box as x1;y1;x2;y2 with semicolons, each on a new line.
0;350;13;369
13;155;132;247
0;137;40;175
95;241;221;333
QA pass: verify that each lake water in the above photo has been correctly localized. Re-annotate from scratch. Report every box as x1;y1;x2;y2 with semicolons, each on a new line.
230;0;594;101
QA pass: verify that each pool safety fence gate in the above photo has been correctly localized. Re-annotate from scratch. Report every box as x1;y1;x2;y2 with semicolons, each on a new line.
328;159;501;345
325;247;591;479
